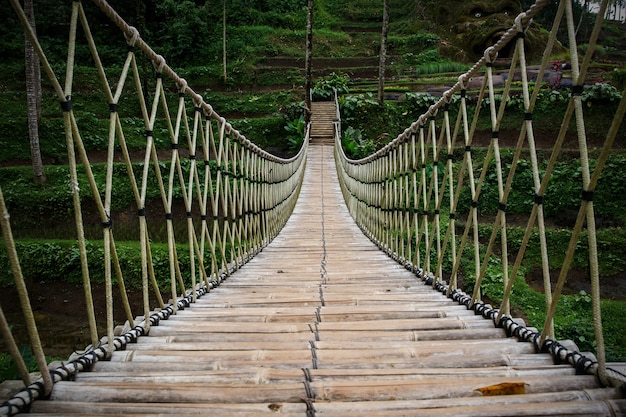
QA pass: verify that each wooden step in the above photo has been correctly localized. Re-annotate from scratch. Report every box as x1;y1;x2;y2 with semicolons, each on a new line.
29;398;626;416
46;375;603;404
74;365;579;383
310;101;337;145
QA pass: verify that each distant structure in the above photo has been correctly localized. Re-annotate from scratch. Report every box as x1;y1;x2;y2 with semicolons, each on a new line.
587;1;625;22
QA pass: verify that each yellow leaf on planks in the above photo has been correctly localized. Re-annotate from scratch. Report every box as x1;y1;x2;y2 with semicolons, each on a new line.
475;382;527;396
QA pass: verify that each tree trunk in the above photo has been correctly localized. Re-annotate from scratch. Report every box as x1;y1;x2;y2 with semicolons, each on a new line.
377;0;389;105
24;0;45;183
304;0;314;123
223;0;227;83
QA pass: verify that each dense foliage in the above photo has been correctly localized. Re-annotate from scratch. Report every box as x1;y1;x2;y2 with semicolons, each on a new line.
339;83;624;159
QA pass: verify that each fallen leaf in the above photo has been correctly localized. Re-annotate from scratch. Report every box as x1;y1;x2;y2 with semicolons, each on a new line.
475;382;526;396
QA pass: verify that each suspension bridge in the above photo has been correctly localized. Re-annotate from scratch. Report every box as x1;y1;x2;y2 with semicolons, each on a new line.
1;0;626;415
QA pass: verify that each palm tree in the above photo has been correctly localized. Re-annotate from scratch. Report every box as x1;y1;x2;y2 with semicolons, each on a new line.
223;0;227;82
24;0;45;183
305;0;314;122
377;0;389;105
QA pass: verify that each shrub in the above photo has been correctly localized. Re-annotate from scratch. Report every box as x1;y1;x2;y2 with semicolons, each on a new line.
285;115;306;152
611;67;626;91
229;117;290;153
312;72;350;100
341;126;376;160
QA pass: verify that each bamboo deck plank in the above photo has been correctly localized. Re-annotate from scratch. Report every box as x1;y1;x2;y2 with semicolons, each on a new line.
73;365;579;383
29;397;626;417
124;327;510;344
45;375;603;404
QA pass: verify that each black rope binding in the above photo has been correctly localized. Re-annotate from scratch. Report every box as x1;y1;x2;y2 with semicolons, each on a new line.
309;341;318;370
429;278;618;384
0;284;214;416
355;220;624;388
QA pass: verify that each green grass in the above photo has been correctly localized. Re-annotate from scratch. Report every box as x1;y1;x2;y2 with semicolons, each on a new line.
0;349;65;384
0;239;201;290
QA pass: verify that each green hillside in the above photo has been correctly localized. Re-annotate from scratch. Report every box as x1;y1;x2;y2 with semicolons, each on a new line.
0;0;623;166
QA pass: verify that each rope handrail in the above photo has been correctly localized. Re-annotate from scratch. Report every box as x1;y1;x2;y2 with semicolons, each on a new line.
335;0;625;389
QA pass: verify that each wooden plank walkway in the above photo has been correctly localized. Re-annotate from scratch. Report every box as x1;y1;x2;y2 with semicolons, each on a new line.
25;141;626;416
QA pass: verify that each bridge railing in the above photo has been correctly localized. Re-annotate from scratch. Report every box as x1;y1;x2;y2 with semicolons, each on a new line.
1;0;307;406
335;0;625;389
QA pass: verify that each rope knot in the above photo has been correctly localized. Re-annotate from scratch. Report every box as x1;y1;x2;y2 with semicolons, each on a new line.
458;74;468;90
154;54;166;73
191;93;204;111
177;78;188;94
514;12;527;33
125;26;140;47
427;105;438;119
484;46;498;64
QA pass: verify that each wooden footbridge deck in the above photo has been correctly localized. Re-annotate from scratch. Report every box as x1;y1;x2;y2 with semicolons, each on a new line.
19;141;625;416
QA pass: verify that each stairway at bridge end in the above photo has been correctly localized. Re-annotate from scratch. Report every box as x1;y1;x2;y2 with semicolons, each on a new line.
310;101;337;145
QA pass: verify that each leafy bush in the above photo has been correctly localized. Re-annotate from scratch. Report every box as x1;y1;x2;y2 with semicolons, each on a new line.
404;92;440;118
611;67;626;91
279;101;306;122
0;348;41;384
454;155;626;226
285;115;306;152
229;117;290;153
0;162;187;235
412;49;442;66
152;1;213;64
203;90;298;116
312;72;350;100
341;126;375;160
339;93;410;147
581;82;622;103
